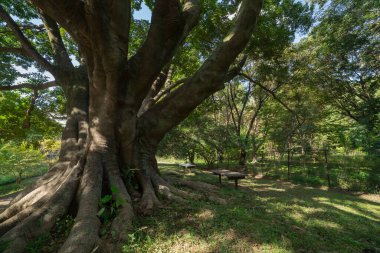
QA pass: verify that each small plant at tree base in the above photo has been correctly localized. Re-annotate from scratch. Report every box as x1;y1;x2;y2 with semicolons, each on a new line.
97;186;125;224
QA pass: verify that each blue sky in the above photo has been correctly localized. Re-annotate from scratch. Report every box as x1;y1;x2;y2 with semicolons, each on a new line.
133;4;151;20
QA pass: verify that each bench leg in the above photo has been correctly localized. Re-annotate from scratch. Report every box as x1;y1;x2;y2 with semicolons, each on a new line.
219;175;222;184
235;179;238;189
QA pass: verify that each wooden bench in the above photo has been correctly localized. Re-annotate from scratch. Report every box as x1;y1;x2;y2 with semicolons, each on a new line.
211;169;231;184
211;169;246;189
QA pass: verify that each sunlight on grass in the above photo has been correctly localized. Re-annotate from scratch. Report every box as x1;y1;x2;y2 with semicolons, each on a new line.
122;165;380;253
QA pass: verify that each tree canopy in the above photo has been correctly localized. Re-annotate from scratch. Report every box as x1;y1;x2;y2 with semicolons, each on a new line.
0;0;378;252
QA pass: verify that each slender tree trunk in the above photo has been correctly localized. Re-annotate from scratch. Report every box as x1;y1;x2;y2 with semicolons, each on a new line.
23;89;38;129
188;149;195;164
287;148;291;180
239;148;247;168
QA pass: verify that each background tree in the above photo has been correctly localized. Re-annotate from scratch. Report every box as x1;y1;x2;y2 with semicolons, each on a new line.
294;0;380;149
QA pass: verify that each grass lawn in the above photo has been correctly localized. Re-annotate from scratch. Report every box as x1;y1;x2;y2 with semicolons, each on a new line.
0;176;40;197
1;163;379;252
123;164;380;253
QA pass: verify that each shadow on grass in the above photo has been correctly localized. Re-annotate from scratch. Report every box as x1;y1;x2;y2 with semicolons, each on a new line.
124;165;380;253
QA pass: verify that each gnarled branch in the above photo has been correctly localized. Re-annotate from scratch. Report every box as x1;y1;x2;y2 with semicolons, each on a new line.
28;0;89;47
140;0;263;142
39;11;73;69
0;5;56;74
128;0;200;108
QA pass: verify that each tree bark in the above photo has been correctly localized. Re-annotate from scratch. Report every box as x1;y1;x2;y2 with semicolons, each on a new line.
1;0;263;252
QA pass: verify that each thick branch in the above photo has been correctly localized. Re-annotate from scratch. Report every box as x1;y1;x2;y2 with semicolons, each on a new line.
0;81;57;91
39;11;73;68
85;0;131;64
28;0;89;47
0;5;55;74
128;0;200;107
137;67;172;116
0;47;26;56
140;0;263;142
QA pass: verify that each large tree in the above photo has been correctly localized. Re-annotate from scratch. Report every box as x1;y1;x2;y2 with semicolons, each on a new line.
0;0;264;252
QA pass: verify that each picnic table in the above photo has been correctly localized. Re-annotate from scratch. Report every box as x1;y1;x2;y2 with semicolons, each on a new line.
211;169;246;189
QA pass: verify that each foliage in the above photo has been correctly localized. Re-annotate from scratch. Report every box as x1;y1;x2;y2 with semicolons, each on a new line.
97;186;125;224
0;91;63;144
258;152;380;193
292;0;380;148
0;141;47;184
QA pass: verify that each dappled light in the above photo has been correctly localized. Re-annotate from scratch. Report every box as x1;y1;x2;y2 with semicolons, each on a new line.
124;165;379;252
0;0;378;252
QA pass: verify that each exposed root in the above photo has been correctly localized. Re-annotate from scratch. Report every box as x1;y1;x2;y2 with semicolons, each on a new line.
58;151;103;253
0;162;70;224
102;156;135;250
136;168;162;213
165;176;219;193
9;162;69;205
0;162;82;253
139;188;161;214
165;176;227;205
151;172;198;201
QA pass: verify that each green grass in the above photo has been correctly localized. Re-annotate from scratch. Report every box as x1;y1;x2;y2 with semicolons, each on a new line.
161;154;380;193
0;165;48;185
0;162;48;197
0;176;39;197
2;160;379;252
123;164;380;253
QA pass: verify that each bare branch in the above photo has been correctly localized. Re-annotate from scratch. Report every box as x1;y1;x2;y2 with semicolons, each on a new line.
226;87;239;131
239;72;308;127
239;73;295;114
0;81;57;91
0;5;55;74
228;84;241;132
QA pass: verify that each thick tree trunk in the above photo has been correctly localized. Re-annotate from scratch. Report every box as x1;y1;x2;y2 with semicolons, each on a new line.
1;0;263;252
